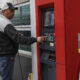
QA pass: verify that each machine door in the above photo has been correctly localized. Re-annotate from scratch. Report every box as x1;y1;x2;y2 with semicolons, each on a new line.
40;8;56;80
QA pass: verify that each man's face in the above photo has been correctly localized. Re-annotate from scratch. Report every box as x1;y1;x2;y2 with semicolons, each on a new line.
3;9;15;19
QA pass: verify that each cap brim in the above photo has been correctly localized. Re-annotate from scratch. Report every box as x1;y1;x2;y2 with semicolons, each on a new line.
9;7;18;10
14;7;18;10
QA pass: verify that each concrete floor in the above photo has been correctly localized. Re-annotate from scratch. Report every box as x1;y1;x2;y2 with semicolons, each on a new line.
0;76;79;80
0;75;80;80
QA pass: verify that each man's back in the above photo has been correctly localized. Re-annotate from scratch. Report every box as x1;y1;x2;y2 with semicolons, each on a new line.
0;14;18;56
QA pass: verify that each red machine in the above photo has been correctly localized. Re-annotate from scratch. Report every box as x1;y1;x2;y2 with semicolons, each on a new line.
35;0;80;80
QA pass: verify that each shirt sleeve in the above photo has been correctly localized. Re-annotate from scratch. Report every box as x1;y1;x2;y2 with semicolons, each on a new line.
4;24;37;45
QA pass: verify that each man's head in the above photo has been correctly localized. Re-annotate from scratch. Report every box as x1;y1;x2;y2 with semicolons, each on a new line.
1;3;18;19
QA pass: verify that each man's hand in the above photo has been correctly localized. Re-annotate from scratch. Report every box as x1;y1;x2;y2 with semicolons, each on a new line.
37;36;47;43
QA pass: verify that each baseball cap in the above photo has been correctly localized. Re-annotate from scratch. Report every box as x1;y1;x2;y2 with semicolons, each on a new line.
1;2;18;11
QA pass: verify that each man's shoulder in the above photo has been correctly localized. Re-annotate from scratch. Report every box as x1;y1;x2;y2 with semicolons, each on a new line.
0;15;12;32
0;15;11;25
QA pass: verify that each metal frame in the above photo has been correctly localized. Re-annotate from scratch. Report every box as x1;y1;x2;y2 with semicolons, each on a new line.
30;0;38;80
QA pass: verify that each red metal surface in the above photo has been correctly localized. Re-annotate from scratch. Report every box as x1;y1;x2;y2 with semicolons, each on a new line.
35;0;80;80
55;0;67;80
64;0;80;79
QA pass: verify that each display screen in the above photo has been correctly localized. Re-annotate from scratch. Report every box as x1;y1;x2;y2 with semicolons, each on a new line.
43;9;54;27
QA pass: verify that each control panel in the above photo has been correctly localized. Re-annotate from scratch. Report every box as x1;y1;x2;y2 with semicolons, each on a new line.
40;8;56;62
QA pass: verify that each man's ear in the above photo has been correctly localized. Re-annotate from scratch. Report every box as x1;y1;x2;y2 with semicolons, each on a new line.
2;10;6;13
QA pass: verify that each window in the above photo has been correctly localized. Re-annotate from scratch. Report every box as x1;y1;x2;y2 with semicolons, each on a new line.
18;30;31;52
0;11;1;14
11;3;32;52
11;4;30;26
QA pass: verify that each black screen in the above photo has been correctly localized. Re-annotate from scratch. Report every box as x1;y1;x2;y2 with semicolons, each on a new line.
43;8;54;27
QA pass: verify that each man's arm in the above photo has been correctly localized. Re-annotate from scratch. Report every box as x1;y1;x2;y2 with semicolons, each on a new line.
4;24;37;45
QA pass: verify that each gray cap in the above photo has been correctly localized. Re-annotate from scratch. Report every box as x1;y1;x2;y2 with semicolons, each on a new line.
1;2;18;11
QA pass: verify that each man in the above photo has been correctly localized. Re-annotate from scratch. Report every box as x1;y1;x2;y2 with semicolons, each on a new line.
0;2;46;80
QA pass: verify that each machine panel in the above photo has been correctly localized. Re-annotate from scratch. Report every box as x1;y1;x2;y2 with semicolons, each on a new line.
39;8;56;80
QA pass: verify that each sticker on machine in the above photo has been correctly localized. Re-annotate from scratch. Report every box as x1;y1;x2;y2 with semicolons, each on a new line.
79;72;80;80
78;33;80;53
